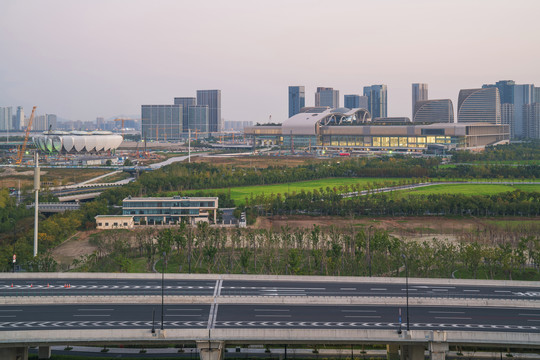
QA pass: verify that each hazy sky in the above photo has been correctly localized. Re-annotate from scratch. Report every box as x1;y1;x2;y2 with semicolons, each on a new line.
1;0;539;123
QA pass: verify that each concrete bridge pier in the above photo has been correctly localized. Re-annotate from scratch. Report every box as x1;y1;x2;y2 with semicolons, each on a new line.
196;340;224;360
400;345;425;360
387;344;400;360
429;342;449;360
0;347;28;360
38;346;51;359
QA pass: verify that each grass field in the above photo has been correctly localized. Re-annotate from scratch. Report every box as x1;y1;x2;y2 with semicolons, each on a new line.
195;178;540;204
200;177;403;204
394;183;540;197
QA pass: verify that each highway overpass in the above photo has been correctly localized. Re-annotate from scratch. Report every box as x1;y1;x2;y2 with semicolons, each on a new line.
0;273;539;360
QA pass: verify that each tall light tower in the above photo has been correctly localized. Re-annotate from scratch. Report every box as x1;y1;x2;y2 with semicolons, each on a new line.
33;151;40;257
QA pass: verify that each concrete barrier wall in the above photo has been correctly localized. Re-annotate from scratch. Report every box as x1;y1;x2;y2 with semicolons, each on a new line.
1;294;538;308
1;328;539;349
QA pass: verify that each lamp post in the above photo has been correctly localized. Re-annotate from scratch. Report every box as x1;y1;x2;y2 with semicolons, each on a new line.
367;225;373;277
402;254;410;332
9;219;16;273
161;251;166;330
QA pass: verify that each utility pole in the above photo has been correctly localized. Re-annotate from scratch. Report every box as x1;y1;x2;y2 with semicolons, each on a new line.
188;129;191;163
33;152;40;257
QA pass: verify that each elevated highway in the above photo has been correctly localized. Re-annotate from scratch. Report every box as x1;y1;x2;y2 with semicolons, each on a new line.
0;274;539;360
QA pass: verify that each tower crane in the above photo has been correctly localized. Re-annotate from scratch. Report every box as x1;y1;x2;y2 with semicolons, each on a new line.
15;106;37;165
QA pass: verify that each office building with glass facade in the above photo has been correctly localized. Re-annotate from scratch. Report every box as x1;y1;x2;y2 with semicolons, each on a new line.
523;103;540;139
413;99;454;123
197;90;221;133
344;95;368;110
288;86;305;118
457;88;501;124
141;104;182;141
315;87;339;108
0;107;12;131
412;83;428;118
363;85;387;119
174;97;197;131
122;196;218;225
187;105;209;134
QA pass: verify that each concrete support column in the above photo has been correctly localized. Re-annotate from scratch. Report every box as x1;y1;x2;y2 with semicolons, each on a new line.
38;346;51;359
197;340;224;360
429;342;448;360
0;347;28;360
400;345;425;360
387;344;400;360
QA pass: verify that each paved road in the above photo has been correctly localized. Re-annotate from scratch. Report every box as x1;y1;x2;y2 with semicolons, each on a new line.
0;303;538;333
1;278;539;300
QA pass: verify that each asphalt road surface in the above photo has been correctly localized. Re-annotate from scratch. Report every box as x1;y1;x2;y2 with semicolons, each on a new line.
0;303;538;333
1;278;539;300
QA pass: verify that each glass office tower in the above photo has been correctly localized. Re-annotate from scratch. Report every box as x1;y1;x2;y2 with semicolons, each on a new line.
196;90;221;133
288;86;305;117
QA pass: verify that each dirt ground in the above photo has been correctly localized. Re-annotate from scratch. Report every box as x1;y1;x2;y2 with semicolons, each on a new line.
51;230;99;266
193;155;325;168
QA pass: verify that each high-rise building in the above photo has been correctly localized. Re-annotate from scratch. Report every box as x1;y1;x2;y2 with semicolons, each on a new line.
523;103;540;139
174;97;197;132
0;107;13;131
46;114;57;130
196;90;221;133
412;83;428;117
535;87;540;104
413;99;454;123
315;87;339;108
344;95;368;109
186;105;209;134
483;80;515;104
513;84;534;138
501;103;514;130
141;104;182;141
96;117;105;130
15;107;24;131
457;88;501;124
288;86;305;117
363;85;387;119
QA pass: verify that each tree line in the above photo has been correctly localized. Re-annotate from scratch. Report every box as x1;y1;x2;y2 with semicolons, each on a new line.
74;224;540;281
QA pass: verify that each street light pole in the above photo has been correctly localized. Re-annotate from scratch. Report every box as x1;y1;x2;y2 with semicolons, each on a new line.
161;251;165;330
402;254;410;332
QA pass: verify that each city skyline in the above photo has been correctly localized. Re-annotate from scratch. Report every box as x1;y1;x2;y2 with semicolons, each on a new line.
1;0;539;123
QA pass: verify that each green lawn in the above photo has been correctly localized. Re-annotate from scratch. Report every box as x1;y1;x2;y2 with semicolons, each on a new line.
200;177;403;204
395;183;540;197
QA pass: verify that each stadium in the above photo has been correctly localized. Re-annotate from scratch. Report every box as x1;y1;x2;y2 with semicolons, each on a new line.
33;131;123;154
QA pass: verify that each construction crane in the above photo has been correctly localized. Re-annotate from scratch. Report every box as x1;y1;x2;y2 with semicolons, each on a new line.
15;106;37;165
113;117;139;139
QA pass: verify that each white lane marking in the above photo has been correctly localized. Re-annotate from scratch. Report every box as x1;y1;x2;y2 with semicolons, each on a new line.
216;279;223;297
340;288;356;290
254;309;290;312
73;315;111;317
431;286;455;289
255;315;291;317
370;288;387;291
256;287;325;290
495;290;511;293
463;290;480;292
261;289;306;292
167;314;201;317
0;315;16;318
429;311;465;314
207;303;215;330
0;310;22;312
169;308;203;311
344;315;381;318
212;280;220;297
341;310;377;313
401;288;417;291
519;313;540;316
435;317;472;320
432;289;448;292
527;320;540;322
77;309;114;311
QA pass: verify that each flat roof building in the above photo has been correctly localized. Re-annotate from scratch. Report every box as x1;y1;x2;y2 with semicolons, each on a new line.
288;86;305;118
363;85;387;119
315;87;339;108
122;196;218;225
412;83;428;118
197;90;221;133
141;104;183;141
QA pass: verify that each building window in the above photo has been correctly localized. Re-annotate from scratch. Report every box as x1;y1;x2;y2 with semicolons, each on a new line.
105;223;109;226
123;223;128;226
98;223;102;226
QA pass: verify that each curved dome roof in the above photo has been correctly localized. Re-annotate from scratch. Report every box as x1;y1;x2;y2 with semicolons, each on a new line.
282;107;371;136
33;132;123;154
